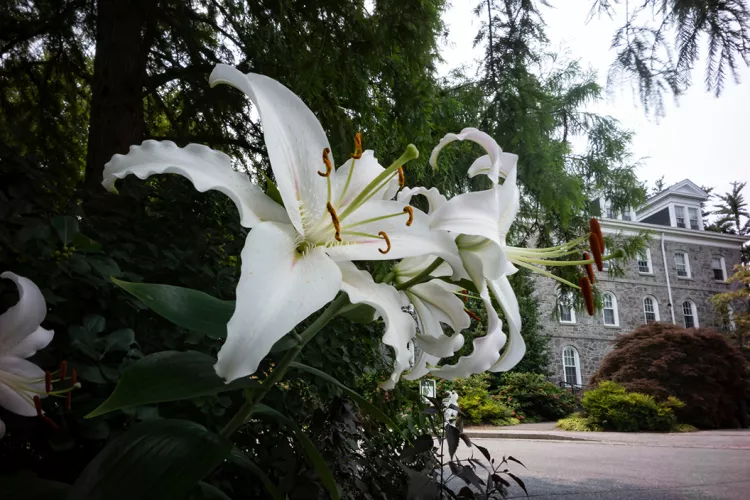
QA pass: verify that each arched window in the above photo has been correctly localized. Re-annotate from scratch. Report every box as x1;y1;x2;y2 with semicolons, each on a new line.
643;296;660;323
602;292;619;326
683;300;699;328
562;346;581;386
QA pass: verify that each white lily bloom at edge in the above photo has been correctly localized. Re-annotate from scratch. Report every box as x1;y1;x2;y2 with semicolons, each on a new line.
103;64;466;384
0;272;54;438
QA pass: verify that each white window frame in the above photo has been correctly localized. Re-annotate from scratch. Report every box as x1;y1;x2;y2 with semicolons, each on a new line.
643;296;660;323
558;294;576;324
562;346;582;386
602;247;611;271
711;257;727;282
688;207;700;230
682;300;699;328
674;205;686;228
637;248;653;274
602;292;619;327
675;252;691;278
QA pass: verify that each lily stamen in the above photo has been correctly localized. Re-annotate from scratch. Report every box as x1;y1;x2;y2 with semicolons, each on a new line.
403;206;414;226
589;233;604;271
59;360;67;381
318;147;333;177
590;218;604;252
397;166;405;188
351;132;363;159
45;371;52;394
327;202;342;241
579;276;595;316
378;231;391;254
583;251;596;284
465;308;482;322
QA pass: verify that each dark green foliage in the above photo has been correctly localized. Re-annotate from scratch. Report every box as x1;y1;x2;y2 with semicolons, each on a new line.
590;323;750;429
580;381;682;432
495;372;577;422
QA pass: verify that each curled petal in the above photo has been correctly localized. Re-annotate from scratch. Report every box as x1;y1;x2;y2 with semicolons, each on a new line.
215;222;342;382
403;350;441;381
0;273;48;356
103;140;289;228
336;262;416;389
430;128;516;184
488;277;525;372
397;186;447;215
9;327;54;359
210;65;330;235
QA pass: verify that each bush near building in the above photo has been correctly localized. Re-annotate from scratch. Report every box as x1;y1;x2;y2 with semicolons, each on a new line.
590;323;750;429
496;372;578;422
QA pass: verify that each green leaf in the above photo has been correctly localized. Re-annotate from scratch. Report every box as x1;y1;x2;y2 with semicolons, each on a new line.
338;302;376;323
68;419;232;500
86;351;260;418
187;482;232;500
112;278;234;340
102;328;136;354
89;255;122;279
229;448;284;500
0;474;70;499
71;232;103;252
51;215;79;245
83;315;106;335
290;362;404;437
254;404;340;500
262;172;284;207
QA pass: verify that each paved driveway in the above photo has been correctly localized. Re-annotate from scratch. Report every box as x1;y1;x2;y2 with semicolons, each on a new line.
456;431;750;499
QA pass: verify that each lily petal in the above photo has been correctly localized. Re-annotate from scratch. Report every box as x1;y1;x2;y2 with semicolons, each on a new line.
333;150;399;207
103;140;289;228
9;326;54;359
327;200;468;280
457;236;509;286
336;262;415;390
488;276;525;372
0;272;47;355
429;288;506;380
403;350;440;381
408;281;470;335
429;128;517;184
209;65;330;235
215;222;342;382
0;356;46;416
397;186;447;215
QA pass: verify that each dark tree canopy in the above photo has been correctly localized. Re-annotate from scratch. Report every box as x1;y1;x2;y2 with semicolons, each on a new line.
591;323;750;429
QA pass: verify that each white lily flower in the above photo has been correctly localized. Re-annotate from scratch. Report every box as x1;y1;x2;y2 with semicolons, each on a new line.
393;257;468;358
397;128;527;379
0;272;54;438
103;65;465;383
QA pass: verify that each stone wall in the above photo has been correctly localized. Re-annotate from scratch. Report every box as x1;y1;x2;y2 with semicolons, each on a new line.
534;232;744;387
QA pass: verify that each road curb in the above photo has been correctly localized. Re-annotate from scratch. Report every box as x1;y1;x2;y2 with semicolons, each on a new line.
463;431;596;442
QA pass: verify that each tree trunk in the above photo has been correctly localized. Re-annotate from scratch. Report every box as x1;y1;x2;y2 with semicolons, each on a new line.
83;0;147;197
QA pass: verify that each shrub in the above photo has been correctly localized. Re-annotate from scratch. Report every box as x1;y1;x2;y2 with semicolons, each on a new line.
581;381;682;432
447;374;518;426
496;372;577;422
556;413;602;432
590;323;750;429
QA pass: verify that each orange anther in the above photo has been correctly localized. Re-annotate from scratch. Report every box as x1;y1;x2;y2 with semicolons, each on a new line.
397;166;405;187
351;132;363;159
465;308;482;322
327;202;342;241
45;371;52;394
589;218;604;253
403;206;414;226
589;233;604;272
579;276;595;316
318;148;333;177
378;231;391;254
582;251;595;284
71;368;77;386
33;395;43;417
66;392;72;412
59;360;67;381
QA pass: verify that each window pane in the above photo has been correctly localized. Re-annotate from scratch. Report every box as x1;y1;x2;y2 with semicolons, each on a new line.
563;348;575;365
603;309;614;325
683;302;694;328
675;206;685;227
564;366;578;385
603;294;613;308
637;252;649;272
559;305;572;322
688;208;699;230
712;258;724;280
675;253;687;277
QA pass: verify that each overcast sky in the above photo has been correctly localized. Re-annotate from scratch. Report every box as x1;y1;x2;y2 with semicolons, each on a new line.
437;0;750;212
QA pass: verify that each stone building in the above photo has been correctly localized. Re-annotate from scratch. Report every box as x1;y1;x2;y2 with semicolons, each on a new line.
535;180;749;387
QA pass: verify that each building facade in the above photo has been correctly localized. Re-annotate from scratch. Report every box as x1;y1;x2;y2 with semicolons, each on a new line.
534;180;748;387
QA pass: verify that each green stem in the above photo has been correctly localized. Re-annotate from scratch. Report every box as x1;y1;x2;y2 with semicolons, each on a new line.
395;257;444;291
219;293;349;438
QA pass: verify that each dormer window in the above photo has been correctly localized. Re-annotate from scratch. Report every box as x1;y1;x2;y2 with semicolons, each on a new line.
675;205;686;228
688;207;699;230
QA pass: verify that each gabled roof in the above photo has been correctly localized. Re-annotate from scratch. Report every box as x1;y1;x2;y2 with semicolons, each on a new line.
645;179;709;206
